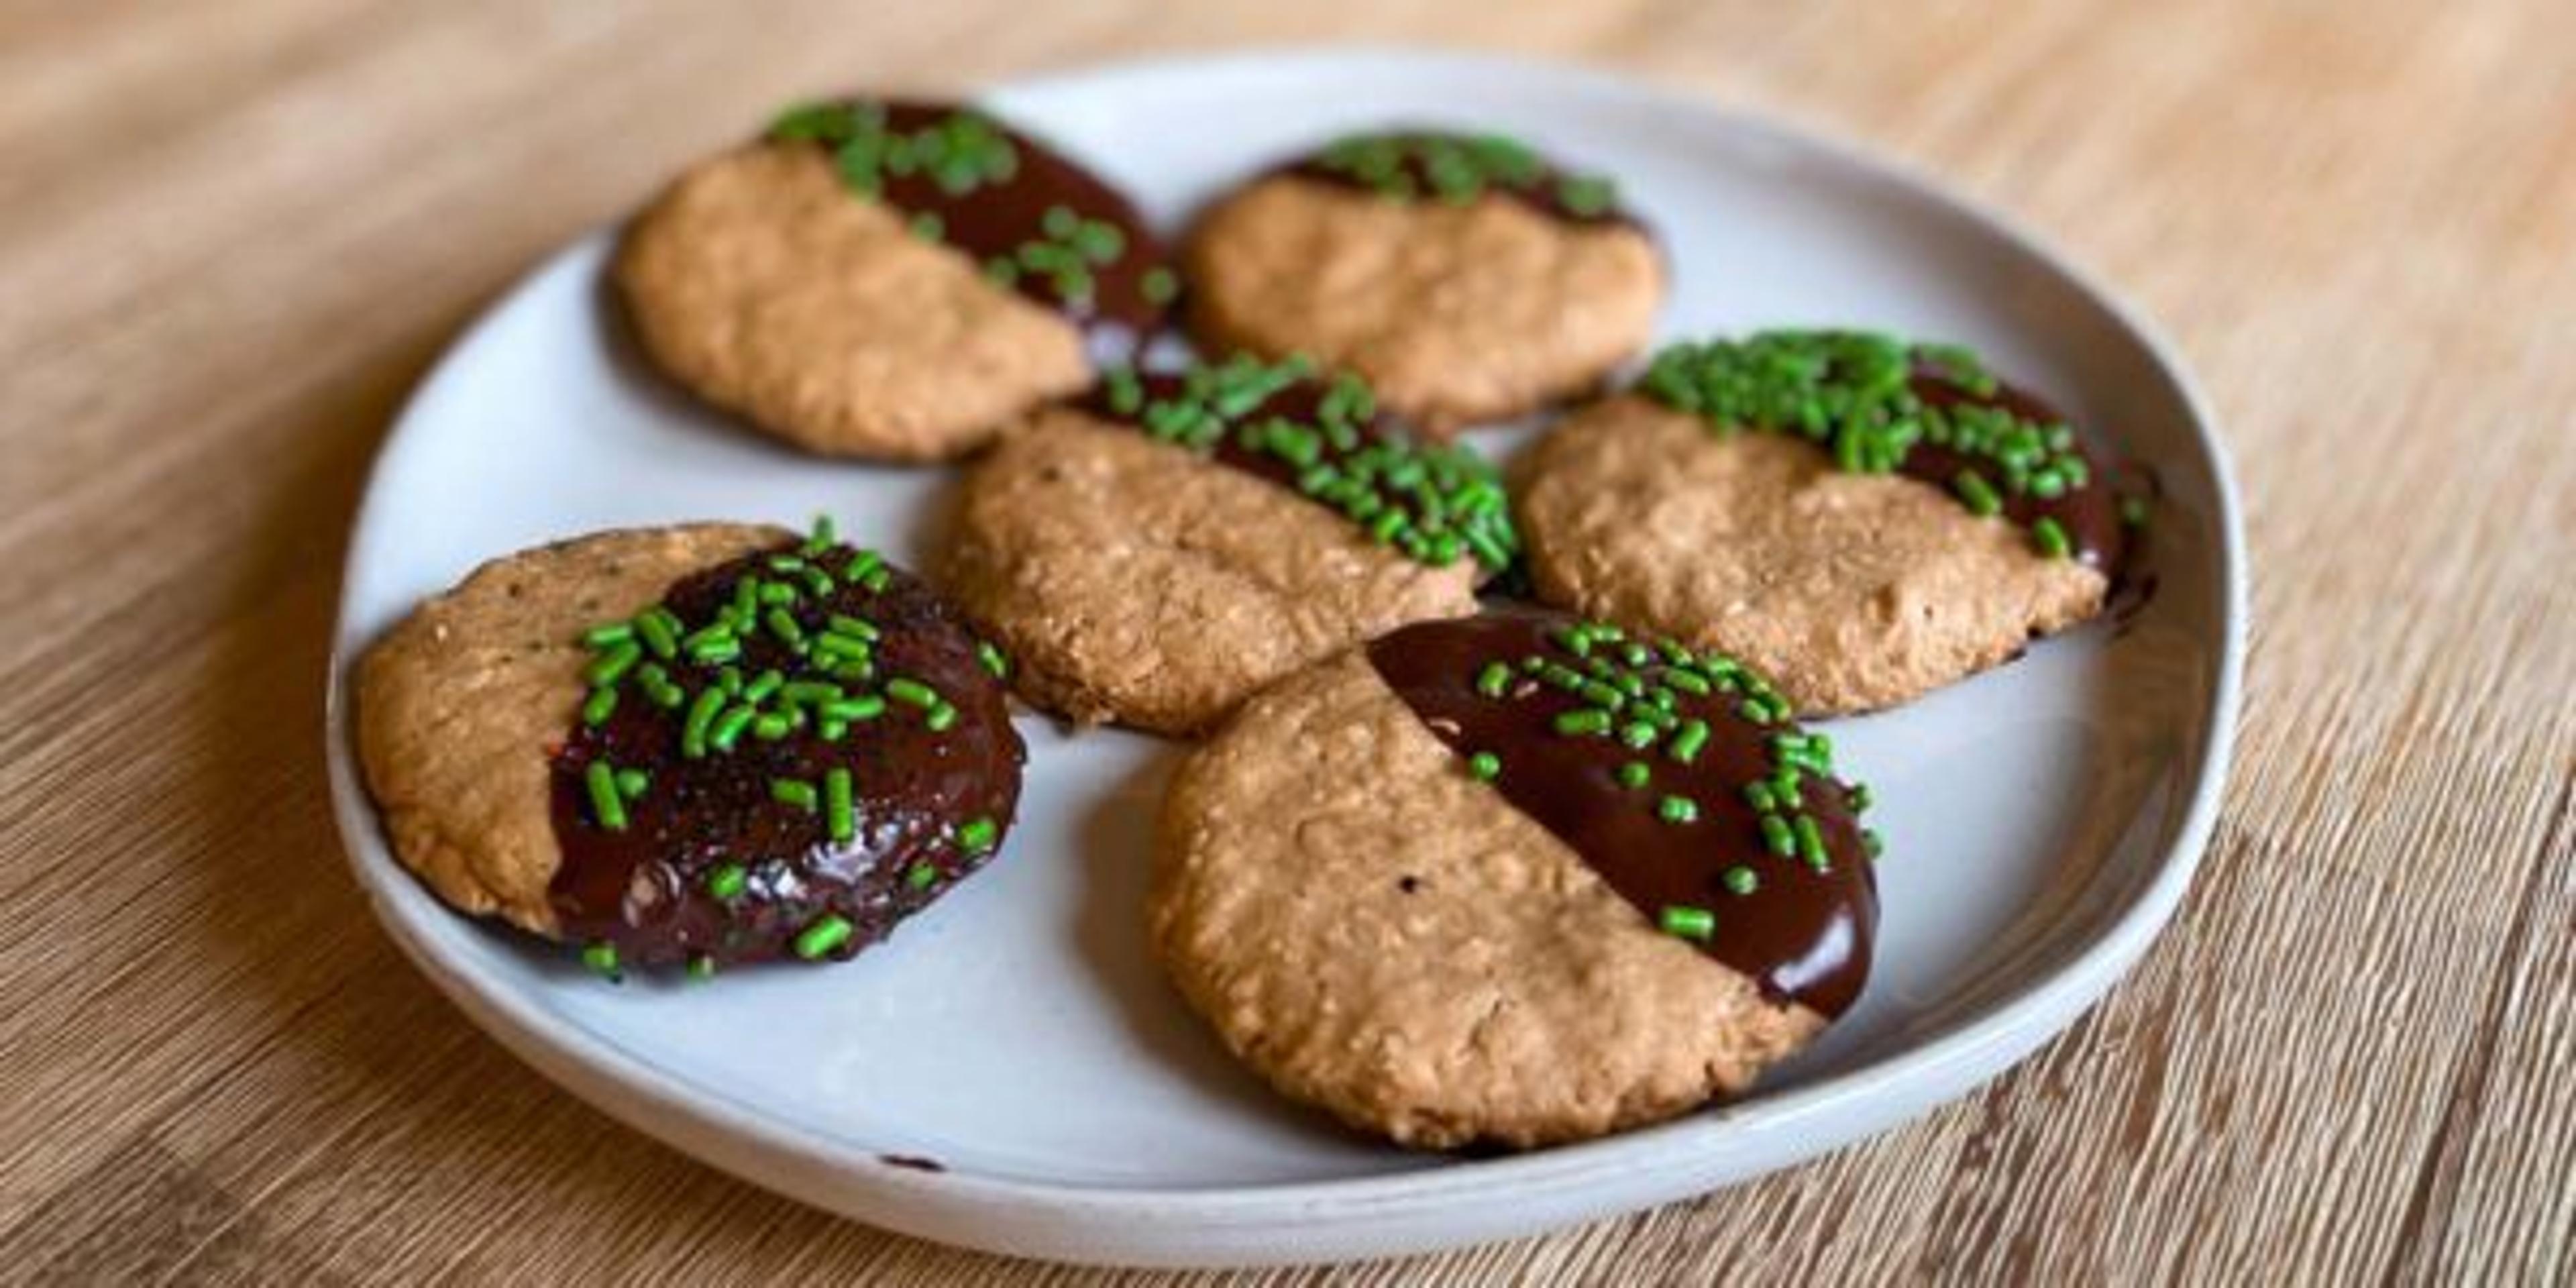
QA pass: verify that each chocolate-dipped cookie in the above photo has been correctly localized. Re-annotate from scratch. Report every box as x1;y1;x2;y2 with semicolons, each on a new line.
1517;331;2147;714
1152;609;1880;1148
1182;129;1662;432
356;521;1024;979
616;98;1178;462
940;355;1513;735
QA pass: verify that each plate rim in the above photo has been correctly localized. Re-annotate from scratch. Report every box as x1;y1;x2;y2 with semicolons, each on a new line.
321;45;2247;1264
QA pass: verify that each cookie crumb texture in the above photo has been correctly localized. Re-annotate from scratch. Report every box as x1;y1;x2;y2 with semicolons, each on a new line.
1152;653;1823;1149
615;143;1089;461
356;524;788;936
942;409;1479;735
1518;398;2107;714
1183;175;1662;431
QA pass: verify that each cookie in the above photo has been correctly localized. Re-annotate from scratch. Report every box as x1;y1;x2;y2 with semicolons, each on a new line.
1517;332;2145;714
1182;130;1662;432
1152;610;1879;1149
940;356;1511;735
356;520;1025;979
616;99;1178;462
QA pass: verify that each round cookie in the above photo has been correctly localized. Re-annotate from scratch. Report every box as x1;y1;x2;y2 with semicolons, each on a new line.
1182;130;1663;433
356;521;1025;978
1517;332;2143;715
941;356;1512;735
616;98;1178;462
1153;610;1880;1149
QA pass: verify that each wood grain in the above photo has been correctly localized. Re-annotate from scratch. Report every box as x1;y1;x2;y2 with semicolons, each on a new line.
2;0;2569;1282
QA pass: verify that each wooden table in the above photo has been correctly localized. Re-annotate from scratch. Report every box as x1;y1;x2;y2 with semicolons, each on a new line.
4;1;2569;1282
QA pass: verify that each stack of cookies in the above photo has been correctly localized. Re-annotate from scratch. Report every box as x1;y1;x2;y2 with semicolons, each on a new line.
356;96;2147;1151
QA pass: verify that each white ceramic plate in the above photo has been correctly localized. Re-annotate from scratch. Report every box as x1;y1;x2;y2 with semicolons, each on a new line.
324;50;2243;1267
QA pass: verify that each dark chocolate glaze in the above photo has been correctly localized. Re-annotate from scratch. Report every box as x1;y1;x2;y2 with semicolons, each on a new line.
547;547;1024;967
1365;609;1877;1018
1282;129;1644;230
791;100;1174;362
1079;372;1383;496
1902;366;2131;576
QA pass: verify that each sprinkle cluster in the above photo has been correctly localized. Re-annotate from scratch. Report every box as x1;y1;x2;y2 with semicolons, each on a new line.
570;517;1006;980
1639;330;2094;557
977;203;1152;308
1459;619;1879;941
1311;131;1620;219
769;101;1020;199
1102;355;1521;573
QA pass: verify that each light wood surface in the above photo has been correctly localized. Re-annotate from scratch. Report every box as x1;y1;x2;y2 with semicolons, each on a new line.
3;0;2569;1282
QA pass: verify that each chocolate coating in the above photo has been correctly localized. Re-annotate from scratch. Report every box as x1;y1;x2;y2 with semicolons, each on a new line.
1283;128;1644;229
1906;366;2131;575
1366;609;1877;1017
547;547;1023;968
790;100;1173;362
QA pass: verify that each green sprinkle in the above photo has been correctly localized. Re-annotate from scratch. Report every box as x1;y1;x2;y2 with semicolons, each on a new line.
2121;495;2151;528
708;705;757;753
706;863;748;901
1847;782;1873;812
1580;680;1628;711
1954;469;2003;517
1744;781;1778;812
794;914;855;961
581;941;621;980
1468;751;1501;781
2033;517;2072;559
821;696;887;722
844;548;884;584
1477;661;1513;698
765;607;806;648
771;779;818;812
582;622;634;649
925;702;958;733
614;767;648;800
1658;794;1700;824
906;862;938;890
686;634;741;665
1669;719;1711;763
1761;813;1794;855
753;712;794;741
1795;814;1829;869
1617;761;1651;790
1863;828;1885;858
584;761;627;832
1658;905;1715;941
886;677;940;708
682;687;726;759
582;686;619;727
1723;866;1760;896
631;611;678;660
977;641;1010;678
586;641;642;687
1618;720;1658;749
1140;266;1179;305
1554;708;1612;737
806;514;837;551
826;767;855;845
782;680;841;707
957;816;1000;856
686;955;716;981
